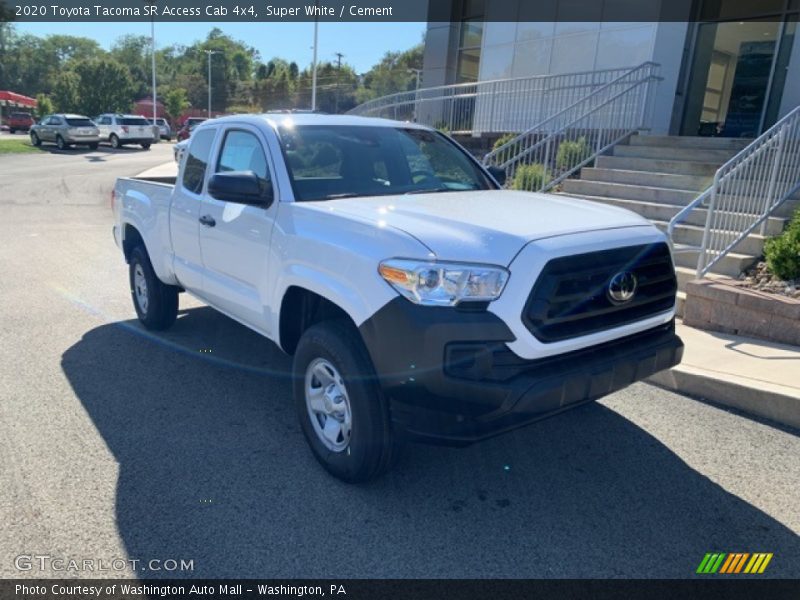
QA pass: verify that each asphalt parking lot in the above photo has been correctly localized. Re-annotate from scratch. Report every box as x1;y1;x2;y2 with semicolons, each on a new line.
0;146;798;579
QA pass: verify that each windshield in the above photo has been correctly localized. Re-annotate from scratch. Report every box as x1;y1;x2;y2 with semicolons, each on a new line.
65;118;94;127
121;117;150;125
277;125;494;201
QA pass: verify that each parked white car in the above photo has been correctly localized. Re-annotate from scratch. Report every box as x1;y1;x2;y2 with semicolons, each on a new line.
113;114;682;482
95;114;158;149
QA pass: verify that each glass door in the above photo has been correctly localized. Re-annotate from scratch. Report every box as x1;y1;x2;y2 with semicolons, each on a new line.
681;20;784;137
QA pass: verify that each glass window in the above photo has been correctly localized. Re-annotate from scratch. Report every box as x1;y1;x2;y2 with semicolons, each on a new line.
182;129;216;195
216;130;271;195
278;125;493;202
65;118;94;127
120;117;151;126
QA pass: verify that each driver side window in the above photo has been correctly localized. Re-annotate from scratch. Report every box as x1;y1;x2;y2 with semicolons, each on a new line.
216;130;272;196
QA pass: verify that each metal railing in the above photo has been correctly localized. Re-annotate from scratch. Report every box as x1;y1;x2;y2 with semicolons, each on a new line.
668;105;800;278
347;66;638;134
481;62;661;192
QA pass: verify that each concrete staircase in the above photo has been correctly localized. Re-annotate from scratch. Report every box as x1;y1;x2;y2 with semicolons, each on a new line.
558;134;800;316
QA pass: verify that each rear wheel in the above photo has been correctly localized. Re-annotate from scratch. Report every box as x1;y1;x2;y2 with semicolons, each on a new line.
129;245;178;331
9;129;15;134
293;320;398;483
30;132;41;146
141;142;151;150
110;134;121;149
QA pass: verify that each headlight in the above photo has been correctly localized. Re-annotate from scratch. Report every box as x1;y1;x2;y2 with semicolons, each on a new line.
378;259;509;306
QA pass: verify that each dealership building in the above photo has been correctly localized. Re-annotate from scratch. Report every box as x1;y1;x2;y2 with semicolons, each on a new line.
420;0;800;138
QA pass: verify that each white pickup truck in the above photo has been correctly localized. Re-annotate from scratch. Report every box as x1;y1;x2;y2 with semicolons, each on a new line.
113;113;683;482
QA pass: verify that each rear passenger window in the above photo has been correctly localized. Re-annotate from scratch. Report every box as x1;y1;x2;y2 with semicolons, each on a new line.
182;129;216;194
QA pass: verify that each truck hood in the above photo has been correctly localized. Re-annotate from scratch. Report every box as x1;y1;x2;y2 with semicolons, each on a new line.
317;190;653;265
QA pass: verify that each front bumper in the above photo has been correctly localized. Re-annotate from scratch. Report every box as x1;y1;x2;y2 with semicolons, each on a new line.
359;298;682;445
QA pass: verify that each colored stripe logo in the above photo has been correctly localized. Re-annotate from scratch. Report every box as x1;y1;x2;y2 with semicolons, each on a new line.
697;553;773;574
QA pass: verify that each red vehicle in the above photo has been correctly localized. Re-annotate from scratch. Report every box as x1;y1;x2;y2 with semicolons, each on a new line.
176;117;207;141
6;112;36;133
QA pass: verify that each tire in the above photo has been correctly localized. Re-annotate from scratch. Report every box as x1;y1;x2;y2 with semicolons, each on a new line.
141;143;151;150
129;245;178;331
30;132;41;146
293;320;398;483
88;142;98;150
110;134;121;149
9;129;15;134
56;135;67;150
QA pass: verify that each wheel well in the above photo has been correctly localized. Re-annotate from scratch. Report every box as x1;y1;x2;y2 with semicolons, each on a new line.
279;287;355;355
122;224;145;262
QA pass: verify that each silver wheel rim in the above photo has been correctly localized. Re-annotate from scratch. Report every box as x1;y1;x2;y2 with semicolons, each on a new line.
133;263;148;314
304;358;352;453
111;136;118;148
57;137;64;149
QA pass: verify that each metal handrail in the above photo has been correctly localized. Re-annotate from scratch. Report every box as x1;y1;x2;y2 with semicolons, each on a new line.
347;65;642;134
667;104;800;278
481;62;661;192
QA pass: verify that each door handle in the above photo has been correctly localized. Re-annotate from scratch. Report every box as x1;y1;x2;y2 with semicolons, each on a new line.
199;215;216;227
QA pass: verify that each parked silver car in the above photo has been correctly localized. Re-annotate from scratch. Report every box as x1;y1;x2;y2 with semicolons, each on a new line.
29;114;101;150
149;117;172;141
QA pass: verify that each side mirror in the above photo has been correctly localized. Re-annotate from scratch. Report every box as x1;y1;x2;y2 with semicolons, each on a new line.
487;166;507;187
208;171;273;206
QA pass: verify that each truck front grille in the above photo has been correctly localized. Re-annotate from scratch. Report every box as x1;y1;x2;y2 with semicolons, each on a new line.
523;242;676;343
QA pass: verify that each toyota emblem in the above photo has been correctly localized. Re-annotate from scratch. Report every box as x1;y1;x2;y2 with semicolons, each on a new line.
607;271;638;304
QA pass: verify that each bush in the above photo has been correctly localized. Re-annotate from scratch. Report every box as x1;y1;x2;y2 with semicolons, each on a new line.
556;137;591;170
492;132;518;151
764;210;800;280
512;164;549;192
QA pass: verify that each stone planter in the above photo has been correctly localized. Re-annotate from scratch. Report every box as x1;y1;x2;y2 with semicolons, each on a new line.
683;279;800;347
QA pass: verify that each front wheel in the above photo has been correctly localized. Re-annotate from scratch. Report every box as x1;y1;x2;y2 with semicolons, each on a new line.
30;132;41;146
9;129;15;134
129;245;178;330
293;320;398;483
56;135;67;150
141;142;151;150
87;142;98;150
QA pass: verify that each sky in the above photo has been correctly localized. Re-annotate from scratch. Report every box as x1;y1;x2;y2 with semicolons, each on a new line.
14;21;427;73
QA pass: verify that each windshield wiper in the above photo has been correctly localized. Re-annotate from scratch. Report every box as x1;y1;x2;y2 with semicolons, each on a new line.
403;187;452;195
318;193;365;200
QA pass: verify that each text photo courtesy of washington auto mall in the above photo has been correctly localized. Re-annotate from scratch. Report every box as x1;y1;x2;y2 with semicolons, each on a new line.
1;0;799;598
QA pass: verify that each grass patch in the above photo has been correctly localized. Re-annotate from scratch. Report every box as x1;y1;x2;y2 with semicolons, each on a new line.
0;138;45;154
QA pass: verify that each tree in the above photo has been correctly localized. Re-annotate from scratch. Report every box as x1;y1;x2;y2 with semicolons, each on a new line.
52;71;81;113
110;35;151;99
35;94;54;118
73;58;135;117
165;88;190;123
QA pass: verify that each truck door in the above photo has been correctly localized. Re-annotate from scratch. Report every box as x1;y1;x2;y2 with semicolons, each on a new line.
198;125;277;334
169;127;217;294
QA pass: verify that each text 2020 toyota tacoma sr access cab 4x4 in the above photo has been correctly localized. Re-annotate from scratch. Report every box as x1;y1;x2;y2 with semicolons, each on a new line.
113;114;683;482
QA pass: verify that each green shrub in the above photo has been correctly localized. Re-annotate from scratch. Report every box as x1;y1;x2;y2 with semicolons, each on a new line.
764;210;800;280
556;137;591;170
492;132;518;151
512;164;549;192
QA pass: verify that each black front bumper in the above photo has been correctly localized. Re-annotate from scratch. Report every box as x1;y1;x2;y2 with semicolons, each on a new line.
359;298;683;445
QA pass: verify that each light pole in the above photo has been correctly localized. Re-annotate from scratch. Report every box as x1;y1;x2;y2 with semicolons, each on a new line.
408;68;422;90
205;50;221;117
311;8;319;111
144;0;157;130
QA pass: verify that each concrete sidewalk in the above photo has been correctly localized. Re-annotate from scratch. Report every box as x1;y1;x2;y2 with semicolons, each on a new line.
649;322;800;430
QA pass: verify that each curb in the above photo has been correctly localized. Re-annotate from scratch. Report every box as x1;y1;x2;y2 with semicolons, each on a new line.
648;366;800;431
